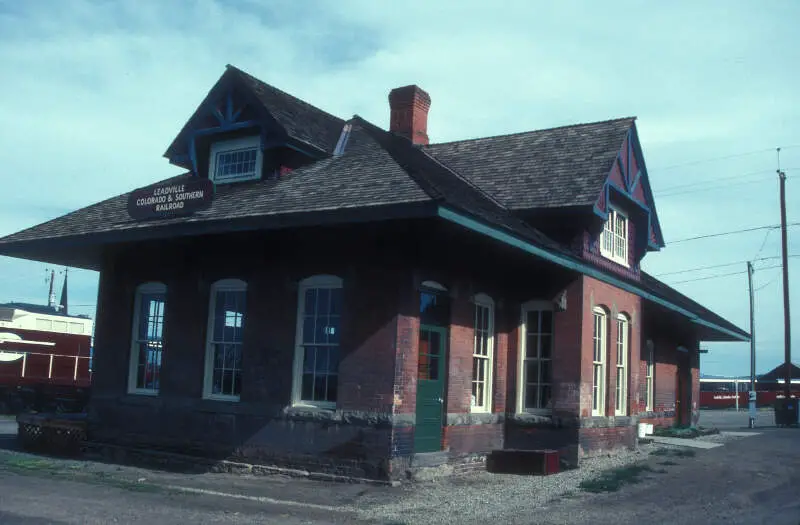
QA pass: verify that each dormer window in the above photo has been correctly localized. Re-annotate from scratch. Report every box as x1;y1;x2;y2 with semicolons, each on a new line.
600;207;628;266
209;136;262;184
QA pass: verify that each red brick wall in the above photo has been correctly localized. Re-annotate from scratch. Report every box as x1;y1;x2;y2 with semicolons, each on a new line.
638;330;700;428
446;290;473;414
580;276;642;418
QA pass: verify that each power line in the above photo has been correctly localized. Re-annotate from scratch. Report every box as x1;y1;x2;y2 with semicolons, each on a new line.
652;255;799;277
668;224;780;244
668;264;783;285
649;145;800;172
755;275;779;292
657;169;775;194
751;228;775;263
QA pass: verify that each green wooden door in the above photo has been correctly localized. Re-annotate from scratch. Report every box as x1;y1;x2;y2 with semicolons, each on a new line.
414;325;446;453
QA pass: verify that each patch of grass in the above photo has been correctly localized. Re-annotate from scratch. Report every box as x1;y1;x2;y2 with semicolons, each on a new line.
579;464;654;493
652;425;719;439
0;455;58;471
0;451;166;495
649;448;696;459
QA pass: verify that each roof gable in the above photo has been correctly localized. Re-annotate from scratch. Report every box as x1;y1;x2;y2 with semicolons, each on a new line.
163;65;344;172
593;121;665;251
423;117;634;210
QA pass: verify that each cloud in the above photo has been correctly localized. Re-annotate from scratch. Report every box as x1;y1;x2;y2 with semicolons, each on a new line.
0;0;798;376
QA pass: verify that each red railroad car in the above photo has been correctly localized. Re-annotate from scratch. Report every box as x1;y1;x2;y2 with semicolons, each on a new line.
0;302;93;413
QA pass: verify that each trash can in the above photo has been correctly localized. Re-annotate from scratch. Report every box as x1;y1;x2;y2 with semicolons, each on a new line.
774;398;799;427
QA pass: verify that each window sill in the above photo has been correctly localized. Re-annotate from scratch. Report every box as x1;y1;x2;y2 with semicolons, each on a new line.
127;389;159;396
599;252;630;268
203;394;241;403
291;401;336;411
517;409;553;418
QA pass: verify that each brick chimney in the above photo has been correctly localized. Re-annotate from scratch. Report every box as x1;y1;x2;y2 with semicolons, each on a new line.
388;85;431;145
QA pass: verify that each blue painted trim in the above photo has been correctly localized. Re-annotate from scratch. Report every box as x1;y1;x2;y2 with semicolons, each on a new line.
626;130;633;189
436;206;749;342
631;169;642;192
592;204;605;219
226;91;234;123
232;105;244;122
193;120;260;136
189;137;198;176
629;123;665;248
212;107;225;125
607;182;650;214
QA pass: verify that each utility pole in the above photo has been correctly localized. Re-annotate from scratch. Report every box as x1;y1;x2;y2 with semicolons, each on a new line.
747;261;756;428
778;153;792;400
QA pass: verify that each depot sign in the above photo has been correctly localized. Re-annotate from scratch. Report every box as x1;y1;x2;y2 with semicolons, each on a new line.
127;178;214;220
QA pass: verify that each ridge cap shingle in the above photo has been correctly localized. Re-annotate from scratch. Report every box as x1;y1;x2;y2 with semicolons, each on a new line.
426;116;636;148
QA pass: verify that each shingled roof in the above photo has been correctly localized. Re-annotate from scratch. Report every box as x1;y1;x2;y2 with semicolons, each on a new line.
0;114;568;259
164;65;345;160
424;117;635;210
228;65;345;154
0;67;747;342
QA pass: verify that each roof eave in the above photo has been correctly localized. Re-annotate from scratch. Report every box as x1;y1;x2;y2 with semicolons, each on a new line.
437;205;750;343
0;201;440;270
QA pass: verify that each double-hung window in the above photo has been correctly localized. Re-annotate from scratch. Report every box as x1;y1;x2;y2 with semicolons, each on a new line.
471;294;494;412
128;282;166;395
615;314;629;416
600;207;629;266
203;279;247;401
209;136;262;184
592;307;607;416
645;340;655;411
519;302;554;412
293;275;343;408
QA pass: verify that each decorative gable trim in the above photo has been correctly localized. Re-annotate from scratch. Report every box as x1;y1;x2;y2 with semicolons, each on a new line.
163;68;329;178
592;123;665;254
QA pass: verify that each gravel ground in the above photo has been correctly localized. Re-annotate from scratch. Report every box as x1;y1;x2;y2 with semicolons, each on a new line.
0;415;792;525
354;443;667;524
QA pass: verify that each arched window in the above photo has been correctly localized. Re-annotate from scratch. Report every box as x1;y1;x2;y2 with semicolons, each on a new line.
128;282;167;395
293;275;343;407
615;313;630;416
203;279;247;401
471;293;494;412
592;306;608;416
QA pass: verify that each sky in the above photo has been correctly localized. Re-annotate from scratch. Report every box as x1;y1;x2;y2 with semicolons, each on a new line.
0;0;798;377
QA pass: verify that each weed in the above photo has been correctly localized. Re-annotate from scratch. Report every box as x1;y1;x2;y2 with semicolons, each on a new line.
649;448;696;459
579;464;653;493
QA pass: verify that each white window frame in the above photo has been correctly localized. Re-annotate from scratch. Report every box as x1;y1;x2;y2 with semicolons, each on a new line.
208;135;263;184
592;307;607;416
517;300;555;414
645;339;655;412
292;275;343;409
615;314;629;416
128;282;167;396
471;293;494;413
203;278;248;402
599;207;629;267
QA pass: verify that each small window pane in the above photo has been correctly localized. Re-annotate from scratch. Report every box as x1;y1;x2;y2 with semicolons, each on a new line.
527;311;540;333
539;334;552;359
540;311;553;334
